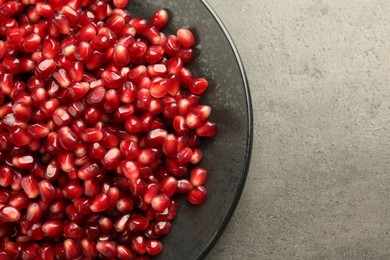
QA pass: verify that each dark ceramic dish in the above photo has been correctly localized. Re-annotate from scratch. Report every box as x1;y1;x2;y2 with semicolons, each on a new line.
130;1;253;259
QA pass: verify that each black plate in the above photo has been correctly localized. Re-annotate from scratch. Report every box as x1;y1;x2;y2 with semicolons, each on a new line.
130;1;253;259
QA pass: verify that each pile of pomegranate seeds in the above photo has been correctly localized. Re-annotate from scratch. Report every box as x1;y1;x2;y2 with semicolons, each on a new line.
0;0;217;258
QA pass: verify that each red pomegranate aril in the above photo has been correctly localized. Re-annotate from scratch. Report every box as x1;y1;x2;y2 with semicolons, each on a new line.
129;18;148;33
0;206;20;222
62;180;83;199
64;222;84;239
177;28;195;48
145;240;163;256
35;2;54;17
26;202;42;223
52;13;70;34
196;121;218;137
102;147;121;169
173;115;189;135
35;59;56;78
143;26;161;45
80;128;103;143
151;9;168;30
159;177;178;197
12;154;35;170
114;213;130;232
42;220;63;237
187;186;207;205
96;241;118;258
56;152;74;173
90;193;110;212
81;238;99;259
0;165;13;187
21;33;41;53
117;245;136;260
189;147;203;164
77;23;96;42
176;147;192;165
129;236;146;256
64;238;81;259
9;127;31;146
127;215;149;232
84;180;100;197
153;220;171;236
151;194;170;212
101;70;123;89
74;41;92;62
58;126;78;151
145;45;164;64
21;175;39;199
39;180;56;202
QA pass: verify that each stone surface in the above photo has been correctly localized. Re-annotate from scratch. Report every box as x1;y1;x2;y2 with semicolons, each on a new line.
206;0;390;259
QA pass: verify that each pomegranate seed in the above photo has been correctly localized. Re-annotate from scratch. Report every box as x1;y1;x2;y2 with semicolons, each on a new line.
12;154;35;170
151;194;170;212
113;0;128;8
35;2;54;17
159;177;178;197
190;167;208;187
196;121;218;137
153;220;172;236
131;235;146;255
22;33;41;52
190;147;203;164
39;180;56;202
96;241;118;258
9;127;32;146
42;220;63;237
64;222;84;239
81;238;99;259
177;28;195;48
102;147;121;169
151;9;168;30
90;193;110;212
187;186;207;205
145;45;164;64
62;180;83;199
64;238;81;259
0;206;20;222
117;245;136;260
21;175;39;199
143;240;162;256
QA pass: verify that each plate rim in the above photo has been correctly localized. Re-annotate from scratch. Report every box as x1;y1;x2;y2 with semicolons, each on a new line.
197;1;254;259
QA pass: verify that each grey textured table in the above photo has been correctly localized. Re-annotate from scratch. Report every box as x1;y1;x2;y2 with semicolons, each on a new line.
206;0;390;259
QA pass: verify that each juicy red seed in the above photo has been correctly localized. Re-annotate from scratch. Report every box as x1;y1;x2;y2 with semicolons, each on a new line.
196;121;218;137
64;222;84;239
145;240;163;256
153;220;172;236
129;41;147;57
177;47;194;63
81;239;99;259
151;194;171;212
62;180;84;199
159;177;178;197
127;215;149;232
39;180;56;202
12;154;35;170
113;0;128;8
143;26;161;45
131;235;146;255
78;162;100;180
58;126;79;151
0;206;20;222
22;33;41;53
117;245;136;260
177;28;195;48
90;193;110;212
164;35;180;56
9;127;32;146
42;220;63;237
151;9;168;30
21;175;39;199
64;238;81;259
188;186;207;205
102;147;121;169
190;167;208;187
145;45;164;64
176;179;193;194
80;128;103;142
96;241;118;258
